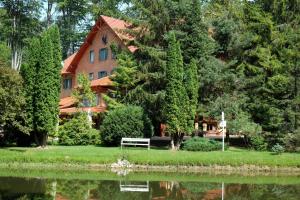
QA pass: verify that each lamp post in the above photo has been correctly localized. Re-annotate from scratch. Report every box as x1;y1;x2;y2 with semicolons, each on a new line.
221;112;226;152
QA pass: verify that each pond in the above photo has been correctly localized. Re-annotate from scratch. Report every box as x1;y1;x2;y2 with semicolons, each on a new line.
0;170;299;200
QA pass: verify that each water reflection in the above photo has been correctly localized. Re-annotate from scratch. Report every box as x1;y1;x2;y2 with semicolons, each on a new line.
0;176;299;200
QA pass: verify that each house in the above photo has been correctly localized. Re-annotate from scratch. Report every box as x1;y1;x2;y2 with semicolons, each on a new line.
58;15;226;137
59;15;136;116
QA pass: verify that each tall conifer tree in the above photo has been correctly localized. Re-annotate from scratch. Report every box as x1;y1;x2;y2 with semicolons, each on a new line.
163;32;188;150
21;38;40;133
185;59;199;133
48;25;62;130
34;32;55;146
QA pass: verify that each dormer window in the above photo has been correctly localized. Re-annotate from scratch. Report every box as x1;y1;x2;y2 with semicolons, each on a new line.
102;35;108;45
99;48;108;61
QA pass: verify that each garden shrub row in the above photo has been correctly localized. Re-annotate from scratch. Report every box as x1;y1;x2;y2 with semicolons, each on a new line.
182;137;226;151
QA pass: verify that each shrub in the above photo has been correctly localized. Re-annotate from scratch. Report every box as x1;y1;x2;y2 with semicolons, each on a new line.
101;105;153;146
250;135;267;151
271;143;284;155
283;132;300;152
182;137;226;151
58;112;100;145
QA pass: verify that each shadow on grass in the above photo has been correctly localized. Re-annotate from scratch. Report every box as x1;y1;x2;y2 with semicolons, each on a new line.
6;148;27;153
95;144;170;151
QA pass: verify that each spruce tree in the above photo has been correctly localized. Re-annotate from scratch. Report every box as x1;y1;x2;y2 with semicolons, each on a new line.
34;32;55;147
180;0;215;64
163;32;188;150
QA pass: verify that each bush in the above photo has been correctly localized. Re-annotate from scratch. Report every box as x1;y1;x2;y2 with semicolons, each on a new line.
101;105;153;146
250;135;267;151
271;143;284;155
58;112;100;145
283;132;300;152
182;137;226;151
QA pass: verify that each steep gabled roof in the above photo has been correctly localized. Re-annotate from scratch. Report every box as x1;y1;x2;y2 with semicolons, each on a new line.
62;15;135;75
61;52;77;74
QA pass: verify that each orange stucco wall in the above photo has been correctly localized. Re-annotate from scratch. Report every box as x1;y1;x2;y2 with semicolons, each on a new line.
60;23;125;99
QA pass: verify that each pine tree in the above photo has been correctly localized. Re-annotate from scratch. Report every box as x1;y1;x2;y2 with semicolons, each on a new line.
34;32;55;147
163;32;188;150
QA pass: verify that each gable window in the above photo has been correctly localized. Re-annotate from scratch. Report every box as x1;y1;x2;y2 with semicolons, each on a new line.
89;50;94;63
63;78;72;89
102;35;108;45
99;48;108;61
98;71;107;79
89;73;94;80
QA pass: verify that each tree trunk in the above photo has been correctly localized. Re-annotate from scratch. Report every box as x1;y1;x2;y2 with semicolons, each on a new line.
170;135;175;150
47;1;53;27
170;132;184;150
294;65;298;130
34;132;48;147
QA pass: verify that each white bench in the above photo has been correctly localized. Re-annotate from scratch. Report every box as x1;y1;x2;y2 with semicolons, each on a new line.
121;138;150;150
120;181;149;192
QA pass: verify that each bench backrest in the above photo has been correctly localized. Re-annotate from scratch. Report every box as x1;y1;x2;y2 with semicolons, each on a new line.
121;138;150;142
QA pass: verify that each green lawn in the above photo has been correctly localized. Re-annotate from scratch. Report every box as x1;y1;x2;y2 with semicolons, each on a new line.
0;146;299;167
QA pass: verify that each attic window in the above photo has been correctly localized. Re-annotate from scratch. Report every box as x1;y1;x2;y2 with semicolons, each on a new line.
102;35;108;45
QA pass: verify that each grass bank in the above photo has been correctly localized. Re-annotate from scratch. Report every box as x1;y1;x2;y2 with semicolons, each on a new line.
0;146;299;170
0;168;299;185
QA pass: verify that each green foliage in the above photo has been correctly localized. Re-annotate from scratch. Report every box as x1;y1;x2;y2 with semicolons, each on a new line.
182;137;225;152
0;0;42;70
20;27;62;146
47;25;62;125
56;0;89;58
0;42;11;65
35;32;55;135
58;112;100;145
0;62;27;135
163;33;188;134
102;94;124;111
250;135;268;151
208;94;262;136
185;59;199;133
180;182;219;195
112;52;139;99
163;32;189;149
283;131;300;152
20;38;40;133
101;105;153;146
271;143;285;155
72;73;96;108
